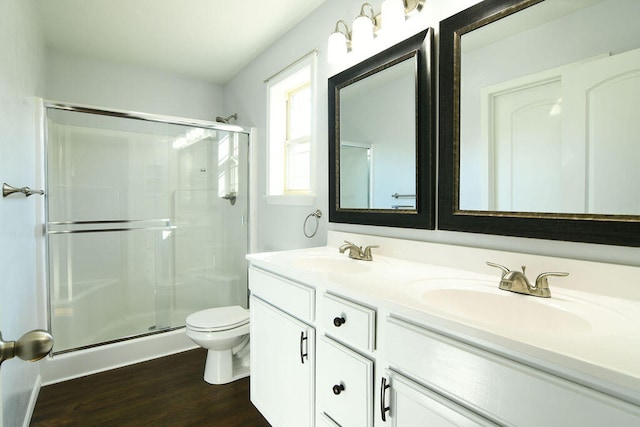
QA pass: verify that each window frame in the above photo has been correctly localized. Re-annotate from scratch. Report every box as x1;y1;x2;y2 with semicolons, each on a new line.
284;81;311;194
266;52;317;206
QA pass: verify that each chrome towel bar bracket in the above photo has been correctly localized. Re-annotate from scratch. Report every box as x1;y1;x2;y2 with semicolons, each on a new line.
3;183;45;198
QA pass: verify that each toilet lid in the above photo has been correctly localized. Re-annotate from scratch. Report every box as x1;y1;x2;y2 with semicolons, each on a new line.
186;306;249;332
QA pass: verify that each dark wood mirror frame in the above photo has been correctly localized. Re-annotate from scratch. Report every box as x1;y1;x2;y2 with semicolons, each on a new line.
329;29;435;229
438;0;640;247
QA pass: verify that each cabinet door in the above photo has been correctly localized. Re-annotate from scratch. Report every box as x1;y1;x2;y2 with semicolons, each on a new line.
317;336;374;427
384;372;495;427
250;295;315;427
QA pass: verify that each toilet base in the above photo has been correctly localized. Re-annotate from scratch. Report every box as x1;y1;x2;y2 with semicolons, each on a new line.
203;349;250;385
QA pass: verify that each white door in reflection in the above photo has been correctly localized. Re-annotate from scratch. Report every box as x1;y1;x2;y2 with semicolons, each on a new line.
481;48;640;215
563;47;640;215
483;74;563;212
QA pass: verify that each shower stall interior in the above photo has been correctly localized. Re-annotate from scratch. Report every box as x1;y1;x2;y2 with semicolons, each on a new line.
44;104;249;354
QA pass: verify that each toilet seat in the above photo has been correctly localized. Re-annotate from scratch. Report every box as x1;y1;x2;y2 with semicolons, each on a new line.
186;306;249;332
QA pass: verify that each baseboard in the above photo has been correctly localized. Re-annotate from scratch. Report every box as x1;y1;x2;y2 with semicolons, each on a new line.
40;328;196;385
24;374;42;427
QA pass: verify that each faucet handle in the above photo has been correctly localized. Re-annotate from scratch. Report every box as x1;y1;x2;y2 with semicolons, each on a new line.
339;240;359;252
486;261;510;277
362;245;379;260
535;271;569;290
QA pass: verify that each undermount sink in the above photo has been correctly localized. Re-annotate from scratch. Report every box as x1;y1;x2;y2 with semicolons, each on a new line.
403;278;631;335
292;255;373;274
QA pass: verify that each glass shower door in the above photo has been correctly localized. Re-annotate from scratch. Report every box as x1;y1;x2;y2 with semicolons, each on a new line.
168;124;249;326
45;108;248;353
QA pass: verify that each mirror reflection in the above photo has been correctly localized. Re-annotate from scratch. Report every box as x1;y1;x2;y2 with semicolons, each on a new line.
459;0;640;216
340;57;416;210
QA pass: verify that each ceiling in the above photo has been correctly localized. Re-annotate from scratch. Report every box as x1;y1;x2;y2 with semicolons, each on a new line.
34;0;326;84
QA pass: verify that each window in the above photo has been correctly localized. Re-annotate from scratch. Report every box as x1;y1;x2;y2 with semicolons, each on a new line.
267;52;316;204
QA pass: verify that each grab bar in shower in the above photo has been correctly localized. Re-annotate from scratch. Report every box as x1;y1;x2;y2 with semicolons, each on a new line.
46;219;175;235
391;193;415;199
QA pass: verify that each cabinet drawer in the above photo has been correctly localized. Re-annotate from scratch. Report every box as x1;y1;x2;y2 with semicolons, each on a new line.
317;336;374;427
386;316;640;427
321;293;375;351
386;370;495;427
249;267;314;322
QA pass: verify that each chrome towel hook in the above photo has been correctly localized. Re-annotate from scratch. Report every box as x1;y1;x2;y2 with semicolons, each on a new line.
2;183;45;198
303;209;322;238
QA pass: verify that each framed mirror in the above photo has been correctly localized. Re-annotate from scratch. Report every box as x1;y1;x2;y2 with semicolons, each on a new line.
439;0;640;246
329;29;435;229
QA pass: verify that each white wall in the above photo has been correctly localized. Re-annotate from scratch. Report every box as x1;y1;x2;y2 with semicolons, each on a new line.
224;0;640;266
45;49;224;122
0;0;46;425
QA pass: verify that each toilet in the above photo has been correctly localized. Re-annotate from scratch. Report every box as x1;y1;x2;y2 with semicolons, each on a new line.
185;305;250;384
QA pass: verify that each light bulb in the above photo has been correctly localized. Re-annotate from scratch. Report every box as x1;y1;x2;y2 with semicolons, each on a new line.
352;14;374;51
381;0;405;34
328;31;348;64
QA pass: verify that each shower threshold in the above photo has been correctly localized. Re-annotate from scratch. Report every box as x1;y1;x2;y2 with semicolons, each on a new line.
51;326;184;356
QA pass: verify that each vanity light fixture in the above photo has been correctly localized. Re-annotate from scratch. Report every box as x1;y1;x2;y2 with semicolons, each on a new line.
328;1;425;64
352;3;376;52
328;20;351;64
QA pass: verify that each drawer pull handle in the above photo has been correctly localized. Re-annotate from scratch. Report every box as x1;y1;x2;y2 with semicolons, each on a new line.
299;331;308;364
333;316;346;327
380;377;391;422
332;383;345;395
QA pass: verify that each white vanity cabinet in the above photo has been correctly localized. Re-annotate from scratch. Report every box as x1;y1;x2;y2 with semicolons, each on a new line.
247;242;640;427
249;267;316;427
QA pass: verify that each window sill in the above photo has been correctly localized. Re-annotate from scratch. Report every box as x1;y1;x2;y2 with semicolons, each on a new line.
265;194;316;206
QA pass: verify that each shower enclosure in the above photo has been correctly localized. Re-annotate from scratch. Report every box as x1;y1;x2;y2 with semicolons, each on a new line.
44;103;249;354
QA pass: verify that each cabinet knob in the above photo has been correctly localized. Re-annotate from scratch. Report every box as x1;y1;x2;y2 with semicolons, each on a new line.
332;383;345;395
333;316;346;327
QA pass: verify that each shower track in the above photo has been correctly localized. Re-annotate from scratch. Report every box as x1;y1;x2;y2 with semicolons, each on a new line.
44;101;251;134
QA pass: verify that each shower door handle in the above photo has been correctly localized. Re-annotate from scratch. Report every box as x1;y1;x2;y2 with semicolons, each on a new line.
0;329;53;367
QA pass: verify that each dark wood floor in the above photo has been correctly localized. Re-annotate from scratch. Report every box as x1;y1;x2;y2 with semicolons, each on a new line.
31;348;270;426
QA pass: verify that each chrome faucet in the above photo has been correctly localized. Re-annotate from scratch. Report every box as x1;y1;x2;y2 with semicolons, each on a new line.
339;241;379;261
486;262;568;298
